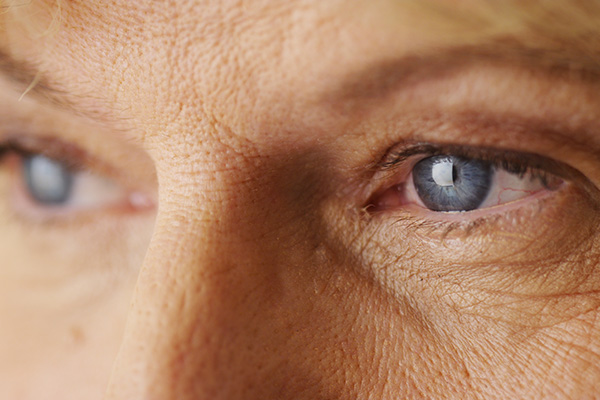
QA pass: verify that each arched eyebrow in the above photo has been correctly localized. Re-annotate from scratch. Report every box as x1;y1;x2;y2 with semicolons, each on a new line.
324;38;600;107
2;39;599;122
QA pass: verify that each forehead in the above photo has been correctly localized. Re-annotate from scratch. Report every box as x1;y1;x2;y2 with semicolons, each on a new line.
0;0;598;149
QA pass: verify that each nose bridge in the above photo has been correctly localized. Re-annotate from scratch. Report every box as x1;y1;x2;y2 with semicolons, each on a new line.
103;142;340;399
105;177;284;399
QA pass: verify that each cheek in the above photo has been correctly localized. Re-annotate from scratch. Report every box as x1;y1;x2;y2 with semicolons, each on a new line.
0;184;153;399
453;308;600;397
333;168;600;396
374;183;597;300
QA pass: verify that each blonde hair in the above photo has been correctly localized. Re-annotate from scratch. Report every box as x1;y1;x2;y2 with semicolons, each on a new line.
2;0;600;40
1;0;62;38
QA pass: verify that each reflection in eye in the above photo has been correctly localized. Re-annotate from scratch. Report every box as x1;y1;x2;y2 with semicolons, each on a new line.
24;154;74;205
408;154;563;213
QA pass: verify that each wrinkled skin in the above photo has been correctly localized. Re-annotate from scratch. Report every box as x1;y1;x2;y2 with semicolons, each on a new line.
1;1;600;399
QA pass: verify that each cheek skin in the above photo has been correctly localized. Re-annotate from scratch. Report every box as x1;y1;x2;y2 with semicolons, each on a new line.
0;209;153;398
351;182;600;397
109;204;468;399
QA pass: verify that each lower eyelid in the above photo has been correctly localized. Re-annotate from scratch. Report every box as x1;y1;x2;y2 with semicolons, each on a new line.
403;182;565;222
363;184;574;245
367;179;561;221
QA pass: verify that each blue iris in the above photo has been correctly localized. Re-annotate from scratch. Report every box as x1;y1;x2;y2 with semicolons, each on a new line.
23;155;74;205
412;155;492;212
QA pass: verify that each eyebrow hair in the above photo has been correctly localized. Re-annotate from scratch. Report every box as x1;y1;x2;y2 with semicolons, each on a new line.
0;50;127;126
2;39;600;123
326;37;600;107
0;50;63;100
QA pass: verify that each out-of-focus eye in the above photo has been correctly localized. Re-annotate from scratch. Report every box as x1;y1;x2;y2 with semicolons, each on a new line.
17;153;128;213
0;140;154;217
24;154;74;205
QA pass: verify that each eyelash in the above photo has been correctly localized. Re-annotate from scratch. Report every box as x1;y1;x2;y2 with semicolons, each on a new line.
367;143;578;235
381;143;565;183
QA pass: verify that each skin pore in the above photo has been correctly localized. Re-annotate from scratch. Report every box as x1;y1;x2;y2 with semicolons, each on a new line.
1;0;600;399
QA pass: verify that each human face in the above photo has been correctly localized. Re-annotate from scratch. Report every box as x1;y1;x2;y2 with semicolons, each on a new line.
1;0;600;399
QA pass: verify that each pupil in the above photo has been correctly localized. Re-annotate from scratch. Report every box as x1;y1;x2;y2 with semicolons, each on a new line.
413;155;492;212
23;155;74;205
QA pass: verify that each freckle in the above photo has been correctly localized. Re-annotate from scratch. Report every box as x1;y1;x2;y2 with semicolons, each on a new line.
69;326;85;345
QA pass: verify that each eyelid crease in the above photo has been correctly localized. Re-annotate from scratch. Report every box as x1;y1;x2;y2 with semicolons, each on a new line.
381;142;582;180
0;135;100;174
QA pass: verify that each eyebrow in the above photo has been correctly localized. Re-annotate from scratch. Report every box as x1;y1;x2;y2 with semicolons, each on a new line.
0;50;66;102
2;39;600;120
326;38;600;107
0;50;125;125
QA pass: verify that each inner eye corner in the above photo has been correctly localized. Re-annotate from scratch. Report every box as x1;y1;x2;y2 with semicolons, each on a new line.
364;182;407;213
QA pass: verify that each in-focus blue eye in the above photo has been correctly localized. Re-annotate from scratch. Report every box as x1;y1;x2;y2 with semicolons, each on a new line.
23;154;74;205
412;155;492;212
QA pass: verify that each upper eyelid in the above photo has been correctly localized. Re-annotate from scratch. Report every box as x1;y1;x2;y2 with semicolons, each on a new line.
0;135;90;171
354;103;600;176
380;142;573;178
371;142;600;200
